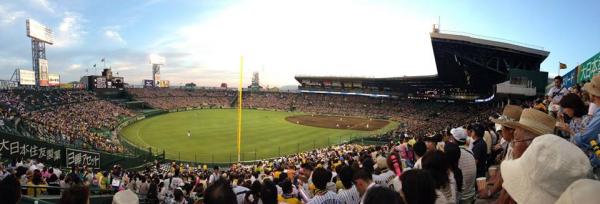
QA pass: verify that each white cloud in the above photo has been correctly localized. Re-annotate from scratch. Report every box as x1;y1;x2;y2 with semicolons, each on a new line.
150;0;437;87
67;64;81;71
29;0;55;14
104;30;126;44
0;5;25;25
54;12;86;48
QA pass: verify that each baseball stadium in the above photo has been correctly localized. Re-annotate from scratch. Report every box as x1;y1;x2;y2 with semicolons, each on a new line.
1;1;600;204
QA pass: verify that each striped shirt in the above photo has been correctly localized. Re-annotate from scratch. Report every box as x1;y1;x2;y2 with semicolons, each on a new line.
373;170;396;187
308;191;343;204
337;185;360;204
458;146;477;201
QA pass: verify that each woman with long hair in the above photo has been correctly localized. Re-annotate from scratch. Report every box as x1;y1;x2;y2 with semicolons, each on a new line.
400;169;437;204
421;150;457;204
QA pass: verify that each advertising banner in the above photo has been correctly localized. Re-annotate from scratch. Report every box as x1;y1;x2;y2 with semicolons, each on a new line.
0;136;63;167
66;148;100;168
577;51;600;83
39;59;49;86
48;73;60;86
158;80;170;88
143;80;154;88
18;69;35;85
562;67;578;88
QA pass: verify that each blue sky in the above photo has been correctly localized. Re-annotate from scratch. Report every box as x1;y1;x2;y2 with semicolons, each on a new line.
0;0;598;87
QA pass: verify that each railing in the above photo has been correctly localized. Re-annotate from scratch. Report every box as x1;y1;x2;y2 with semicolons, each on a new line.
19;185;134;204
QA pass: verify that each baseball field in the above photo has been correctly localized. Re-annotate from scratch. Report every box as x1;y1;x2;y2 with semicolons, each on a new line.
120;109;398;163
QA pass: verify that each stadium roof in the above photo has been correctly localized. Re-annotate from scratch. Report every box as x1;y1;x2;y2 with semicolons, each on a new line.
430;31;550;57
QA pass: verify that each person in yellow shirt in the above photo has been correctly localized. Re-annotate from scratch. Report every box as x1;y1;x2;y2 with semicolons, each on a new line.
278;180;302;204
27;170;47;197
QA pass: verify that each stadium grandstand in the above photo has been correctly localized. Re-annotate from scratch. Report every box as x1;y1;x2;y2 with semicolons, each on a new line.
2;2;600;204
296;27;550;101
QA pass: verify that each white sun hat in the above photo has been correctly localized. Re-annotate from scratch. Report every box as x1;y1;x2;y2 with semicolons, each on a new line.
555;179;600;204
501;134;592;204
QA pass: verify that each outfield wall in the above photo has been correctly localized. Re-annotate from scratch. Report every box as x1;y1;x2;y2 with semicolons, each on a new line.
0;130;155;169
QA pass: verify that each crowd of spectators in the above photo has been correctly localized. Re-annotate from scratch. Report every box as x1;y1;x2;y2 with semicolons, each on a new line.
128;88;234;110
0;89;135;153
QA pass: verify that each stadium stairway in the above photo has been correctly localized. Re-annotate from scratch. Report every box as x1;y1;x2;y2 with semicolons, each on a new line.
230;91;238;107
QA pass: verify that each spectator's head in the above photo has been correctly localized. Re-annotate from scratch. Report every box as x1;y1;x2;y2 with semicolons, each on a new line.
505;109;555;158
59;184;90;204
552;75;564;87
353;168;373;196
204;179;237;204
363;186;404;204
466;123;485;139
338;165;354;189
300;163;313;179
260;179;278;204
584;74;600;104
400;169;437;204
0;174;21;204
361;157;375;175
449;127;468;145
559;93;587;118
174;188;184;202
413;141;426;158
421;150;449;190
280;179;293;194
501;135;591;204
32;169;43;185
311;167;331;191
491;105;522;142
423;134;441;152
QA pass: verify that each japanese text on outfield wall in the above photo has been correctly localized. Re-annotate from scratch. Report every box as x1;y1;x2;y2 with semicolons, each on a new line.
0;137;100;168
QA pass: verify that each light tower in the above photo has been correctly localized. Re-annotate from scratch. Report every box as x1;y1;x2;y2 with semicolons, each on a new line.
149;54;165;87
26;19;54;88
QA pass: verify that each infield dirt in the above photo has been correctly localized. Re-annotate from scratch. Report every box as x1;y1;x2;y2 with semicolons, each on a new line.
285;115;389;131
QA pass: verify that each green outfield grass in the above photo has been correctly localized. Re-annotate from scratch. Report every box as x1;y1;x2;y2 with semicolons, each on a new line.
120;109;398;163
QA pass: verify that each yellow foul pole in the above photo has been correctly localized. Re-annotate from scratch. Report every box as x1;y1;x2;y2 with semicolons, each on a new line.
237;56;243;162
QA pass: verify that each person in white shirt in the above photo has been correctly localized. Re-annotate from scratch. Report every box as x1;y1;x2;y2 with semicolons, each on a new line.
372;157;395;187
352;168;376;204
208;166;220;185
337;166;360;204
307;167;342;204
448;127;477;203
547;76;569;116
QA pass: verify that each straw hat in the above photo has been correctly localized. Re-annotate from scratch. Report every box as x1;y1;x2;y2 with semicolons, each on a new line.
501;134;591;204
555;179;600;204
112;189;139;204
503;108;555;135
375;156;388;170
491;105;523;129
584;74;600;97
